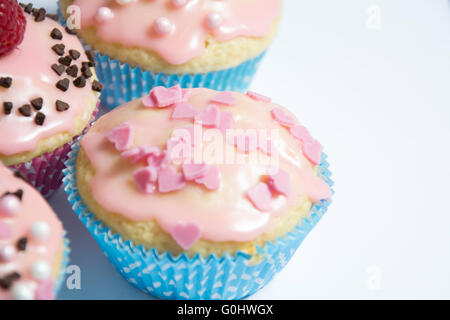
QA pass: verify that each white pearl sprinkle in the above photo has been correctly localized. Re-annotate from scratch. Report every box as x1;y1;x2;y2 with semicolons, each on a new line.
205;12;223;29
153;17;173;35
116;0;135;4
30;221;50;242
172;0;188;7
96;7;115;23
12;283;34;300
31;260;51;281
0;245;16;262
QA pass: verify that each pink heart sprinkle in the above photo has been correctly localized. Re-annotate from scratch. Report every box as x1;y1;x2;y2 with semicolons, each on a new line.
134;166;158;194
217;111;234;131
158;166;186;192
246;91;271;103
302;139;322;165
290;125;312;143
122;146;161;164
35;279;55;300
171;102;198;120
210;92;237;106
194;165;220;190
181;88;191;102
247;182;272;212
166;138;191;161
182;163;209;181
170;223;201;250
142;94;156;108
271;107;297;127
107;123;134;152
150;85;182;107
0;221;12;239
268;168;291;196
146;150;170;168
195;105;220;128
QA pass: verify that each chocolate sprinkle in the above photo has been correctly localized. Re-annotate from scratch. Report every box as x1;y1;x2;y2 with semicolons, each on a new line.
16;237;27;252
30;97;43;110
92;80;103;92
73;76;86;88
35;8;46;22
0;272;21;290
69;49;81;60
66;65;78;78
4;189;24;201
86;50;95;63
24;3;33;14
56;78;70;92
58;55;72;67
81;64;93;78
55;100;70;112
0;77;12;88
51;64;65;76
51;44;65;56
35;112;46;126
3;102;12;115
65;26;77;35
13;170;28;183
18;104;32;117
50;28;63;40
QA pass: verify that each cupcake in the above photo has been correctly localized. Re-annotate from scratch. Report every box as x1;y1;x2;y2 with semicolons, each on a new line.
59;0;282;109
64;86;333;299
0;162;69;300
0;1;101;197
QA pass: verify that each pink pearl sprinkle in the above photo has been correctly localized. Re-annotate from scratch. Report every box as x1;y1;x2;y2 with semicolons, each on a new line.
153;17;173;35
0;245;16;262
172;0;188;7
205;12;222;29
0;194;20;217
96;7;115;22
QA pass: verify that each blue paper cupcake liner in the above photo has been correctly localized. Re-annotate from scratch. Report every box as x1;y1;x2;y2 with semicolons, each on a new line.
55;233;71;297
62;139;333;300
57;6;267;110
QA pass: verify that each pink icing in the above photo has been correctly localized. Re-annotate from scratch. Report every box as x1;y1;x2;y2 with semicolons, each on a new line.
73;0;281;65
0;15;98;156
0;164;63;300
80;88;331;243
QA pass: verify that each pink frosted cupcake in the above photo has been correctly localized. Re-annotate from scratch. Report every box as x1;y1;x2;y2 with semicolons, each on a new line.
0;1;101;196
0;162;68;300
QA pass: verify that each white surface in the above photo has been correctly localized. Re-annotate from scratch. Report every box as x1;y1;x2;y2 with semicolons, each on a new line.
31;0;450;299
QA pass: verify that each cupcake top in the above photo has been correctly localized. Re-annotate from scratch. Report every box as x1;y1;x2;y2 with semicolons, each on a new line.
80;87;331;250
0;5;100;161
0;163;63;300
72;0;282;65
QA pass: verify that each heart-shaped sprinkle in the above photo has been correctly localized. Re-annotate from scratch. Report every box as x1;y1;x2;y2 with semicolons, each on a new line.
181;88;191;102
170;223;201;250
302;139;322;165
194;166;220;190
142;94;156;108
146;150;170;168
268;168;290;196
134;166;158;194
211;92;237;106
150;85;182;107
247;183;272;212
271;107;297;127
172;102;198;120
246;91;271;103
195;104;220;128
158;167;186;192
122;146;161;164
290;125;312;143
182;163;209;180
107;123;134;151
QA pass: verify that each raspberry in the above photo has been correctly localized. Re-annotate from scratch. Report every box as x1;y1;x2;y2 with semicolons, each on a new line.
0;0;27;57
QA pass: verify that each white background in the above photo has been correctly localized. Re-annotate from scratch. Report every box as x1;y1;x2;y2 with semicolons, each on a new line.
31;0;450;299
